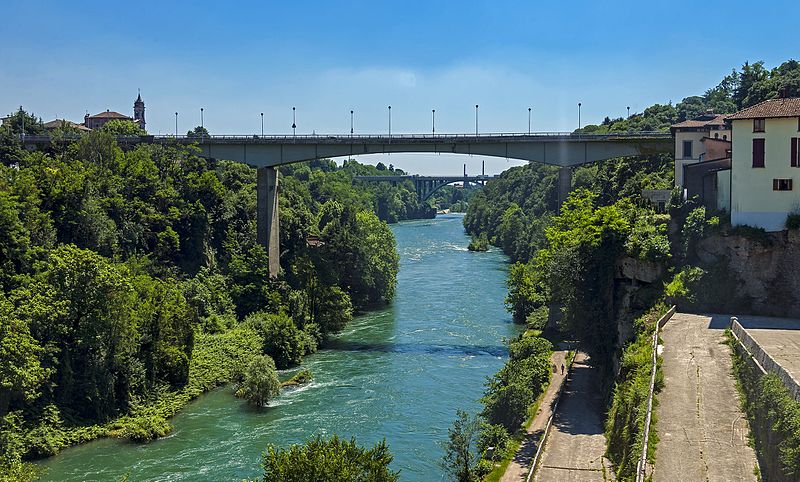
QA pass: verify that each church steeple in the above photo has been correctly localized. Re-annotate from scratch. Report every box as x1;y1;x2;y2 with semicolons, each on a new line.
133;89;146;131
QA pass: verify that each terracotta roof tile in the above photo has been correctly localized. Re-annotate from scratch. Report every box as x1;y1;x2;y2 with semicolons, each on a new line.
43;119;91;131
726;98;800;120
88;111;131;120
671;114;728;129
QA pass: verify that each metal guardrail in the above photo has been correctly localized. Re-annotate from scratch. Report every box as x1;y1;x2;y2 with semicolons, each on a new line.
20;131;672;143
635;305;676;482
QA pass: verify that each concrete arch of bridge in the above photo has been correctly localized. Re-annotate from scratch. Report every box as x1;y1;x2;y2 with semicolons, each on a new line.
419;180;478;202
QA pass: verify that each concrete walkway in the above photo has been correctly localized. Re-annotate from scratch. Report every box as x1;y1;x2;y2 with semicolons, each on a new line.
534;352;610;482
653;313;758;482
500;351;568;482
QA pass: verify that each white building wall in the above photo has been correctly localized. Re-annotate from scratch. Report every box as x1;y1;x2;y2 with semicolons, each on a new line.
731;117;800;231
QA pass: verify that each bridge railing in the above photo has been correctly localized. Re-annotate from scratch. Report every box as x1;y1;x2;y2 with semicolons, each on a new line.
20;131;672;143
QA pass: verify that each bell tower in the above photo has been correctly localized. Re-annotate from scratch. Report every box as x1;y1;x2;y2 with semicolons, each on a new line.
133;90;146;131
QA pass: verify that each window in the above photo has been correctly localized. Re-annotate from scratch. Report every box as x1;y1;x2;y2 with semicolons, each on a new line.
714;132;719;139
754;118;766;132
753;138;765;167
792;138;799;167
723;134;728;140
773;179;793;191
682;140;693;159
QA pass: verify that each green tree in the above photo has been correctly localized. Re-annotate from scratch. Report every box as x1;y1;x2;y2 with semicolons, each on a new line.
187;126;210;139
441;410;481;482
262;435;399;482
245;312;308;368
0;294;47;417
235;354;280;407
100;119;146;136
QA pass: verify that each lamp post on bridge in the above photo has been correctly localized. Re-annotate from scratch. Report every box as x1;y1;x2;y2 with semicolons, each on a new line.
175;112;178;137
528;107;532;134
350;110;354;137
261;112;264;137
200;108;204;140
475;105;479;135
432;109;436;135
627;106;631;119
292;107;296;138
578;103;582;131
388;106;391;138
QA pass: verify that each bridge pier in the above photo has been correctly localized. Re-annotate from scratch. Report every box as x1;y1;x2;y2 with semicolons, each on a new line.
257;166;280;278
557;166;573;212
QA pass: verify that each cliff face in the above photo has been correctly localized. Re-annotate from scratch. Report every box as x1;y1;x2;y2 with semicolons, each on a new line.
695;230;800;317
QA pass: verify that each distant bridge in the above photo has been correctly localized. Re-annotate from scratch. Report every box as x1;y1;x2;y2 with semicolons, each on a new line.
352;174;499;201
21;131;673;276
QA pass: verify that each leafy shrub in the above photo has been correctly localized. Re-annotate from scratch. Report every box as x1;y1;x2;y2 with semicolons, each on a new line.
118;414;172;442
664;266;706;306
477;423;510;461
625;213;670;261
729;224;771;245
605;305;665;480
235;354;281;407
441;410;482;482
245;312;308;368
281;369;313;387
525;305;548;331
481;333;552;433
509;333;552;362
468;233;490;252
262;435;399;482
788;213;800;230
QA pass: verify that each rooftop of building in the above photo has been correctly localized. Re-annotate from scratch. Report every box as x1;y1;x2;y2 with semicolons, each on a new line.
87;110;132;120
726;97;800;120
671;112;728;130
43;119;91;131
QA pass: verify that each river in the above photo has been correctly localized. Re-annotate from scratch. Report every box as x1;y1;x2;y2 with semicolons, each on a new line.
38;214;520;481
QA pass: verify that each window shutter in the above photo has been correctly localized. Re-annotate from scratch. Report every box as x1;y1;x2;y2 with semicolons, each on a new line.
753;138;765;167
793;138;799;167
774;179;779;190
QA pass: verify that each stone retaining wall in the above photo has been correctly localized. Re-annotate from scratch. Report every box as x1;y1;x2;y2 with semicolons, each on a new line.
731;317;800;400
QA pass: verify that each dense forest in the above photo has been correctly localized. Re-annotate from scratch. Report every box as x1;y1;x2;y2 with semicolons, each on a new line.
453;59;800;480
0;115;438;479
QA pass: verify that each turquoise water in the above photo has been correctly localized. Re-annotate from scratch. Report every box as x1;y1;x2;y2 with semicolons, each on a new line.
37;214;519;481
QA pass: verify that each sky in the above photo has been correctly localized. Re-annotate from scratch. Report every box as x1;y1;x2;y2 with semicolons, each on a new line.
2;0;799;175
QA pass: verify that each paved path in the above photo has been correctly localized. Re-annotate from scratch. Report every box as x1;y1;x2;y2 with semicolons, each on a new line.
534;352;609;482
500;351;568;482
653;313;758;482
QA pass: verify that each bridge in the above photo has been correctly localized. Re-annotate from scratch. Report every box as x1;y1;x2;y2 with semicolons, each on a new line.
22;131;673;277
352;174;498;201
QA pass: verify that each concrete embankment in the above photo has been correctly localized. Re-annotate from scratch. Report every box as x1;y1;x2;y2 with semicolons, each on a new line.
653;313;757;482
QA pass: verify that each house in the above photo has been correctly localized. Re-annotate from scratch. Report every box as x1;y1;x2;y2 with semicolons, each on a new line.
82;93;146;131
671;111;731;188
42;119;91;132
727;97;800;231
83;110;134;130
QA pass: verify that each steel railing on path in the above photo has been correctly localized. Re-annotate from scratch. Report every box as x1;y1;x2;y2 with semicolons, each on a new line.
635;305;676;482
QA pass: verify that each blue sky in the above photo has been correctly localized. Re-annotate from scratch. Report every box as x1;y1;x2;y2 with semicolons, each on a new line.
2;0;798;174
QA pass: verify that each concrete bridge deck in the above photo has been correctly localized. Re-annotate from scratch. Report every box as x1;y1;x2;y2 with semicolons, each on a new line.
23;131;673;168
653;313;758;482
